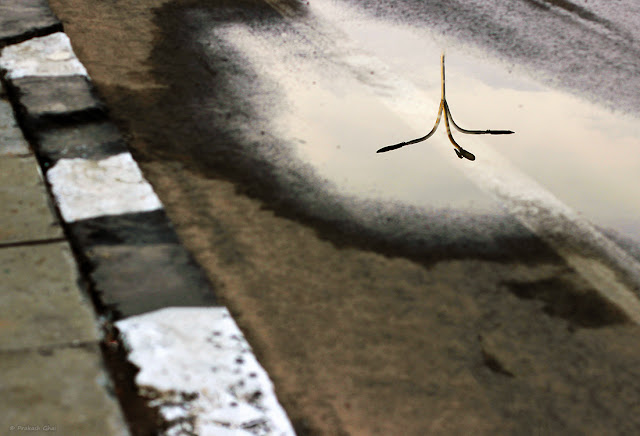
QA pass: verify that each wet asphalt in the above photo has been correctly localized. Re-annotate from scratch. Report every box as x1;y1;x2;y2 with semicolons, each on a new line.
48;0;640;434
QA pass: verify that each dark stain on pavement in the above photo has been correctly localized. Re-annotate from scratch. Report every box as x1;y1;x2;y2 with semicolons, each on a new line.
480;347;515;378
505;276;630;328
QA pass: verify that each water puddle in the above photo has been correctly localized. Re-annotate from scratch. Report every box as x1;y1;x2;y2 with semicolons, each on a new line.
313;0;640;245
204;0;640;246
208;19;506;216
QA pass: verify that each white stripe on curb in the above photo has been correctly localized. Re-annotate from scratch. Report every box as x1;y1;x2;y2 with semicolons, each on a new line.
116;307;296;436
47;153;162;222
0;32;88;78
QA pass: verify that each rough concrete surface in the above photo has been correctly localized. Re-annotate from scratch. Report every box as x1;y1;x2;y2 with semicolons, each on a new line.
33;120;129;163
0;0;61;47
0;97;30;156
86;243;216;318
0;242;99;350
8;75;104;127
68;210;181;247
0;155;62;244
0;345;128;435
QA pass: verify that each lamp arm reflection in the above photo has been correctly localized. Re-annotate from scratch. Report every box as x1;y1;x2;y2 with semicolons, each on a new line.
445;101;514;135
376;100;444;153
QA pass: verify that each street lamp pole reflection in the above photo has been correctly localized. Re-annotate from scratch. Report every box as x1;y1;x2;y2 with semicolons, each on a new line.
377;53;514;160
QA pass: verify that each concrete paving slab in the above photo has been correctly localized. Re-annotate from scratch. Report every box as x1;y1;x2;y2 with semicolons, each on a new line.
9;75;105;128
0;345;129;435
0;97;31;156
0;155;62;243
47;153;162;222
0;32;86;78
0;242;99;351
0;0;61;47
33;120;128;164
86;243;217;318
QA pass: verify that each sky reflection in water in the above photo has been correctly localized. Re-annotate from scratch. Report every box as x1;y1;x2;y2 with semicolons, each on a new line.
216;0;640;245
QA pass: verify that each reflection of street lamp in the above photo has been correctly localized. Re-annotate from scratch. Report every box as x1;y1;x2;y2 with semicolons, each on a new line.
377;53;514;161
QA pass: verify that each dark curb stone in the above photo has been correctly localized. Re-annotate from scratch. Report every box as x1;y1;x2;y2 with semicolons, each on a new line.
33;120;129;165
68;210;181;247
85;243;218;319
0;0;62;48
8;75;106;129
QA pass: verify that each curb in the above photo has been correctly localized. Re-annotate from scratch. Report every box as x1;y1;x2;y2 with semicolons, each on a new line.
0;4;295;435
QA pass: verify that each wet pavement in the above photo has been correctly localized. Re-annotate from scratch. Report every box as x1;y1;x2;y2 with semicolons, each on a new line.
45;0;640;434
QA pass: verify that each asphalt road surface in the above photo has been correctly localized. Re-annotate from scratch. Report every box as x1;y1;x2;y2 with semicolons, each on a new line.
49;0;640;434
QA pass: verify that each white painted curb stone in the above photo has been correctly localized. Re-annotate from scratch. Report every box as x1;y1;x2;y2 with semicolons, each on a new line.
116;307;296;436
0;32;88;78
47;153;163;222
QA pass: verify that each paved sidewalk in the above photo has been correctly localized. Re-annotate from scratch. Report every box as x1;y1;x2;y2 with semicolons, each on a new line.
0;1;128;434
0;80;129;433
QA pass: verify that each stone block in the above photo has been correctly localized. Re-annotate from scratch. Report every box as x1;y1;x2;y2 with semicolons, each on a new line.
116;307;295;436
0;32;87;78
68;210;181;247
0;242;99;350
46;152;162;222
0;0;61;47
33;120;128;164
9;75;105;128
86;243;217;318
